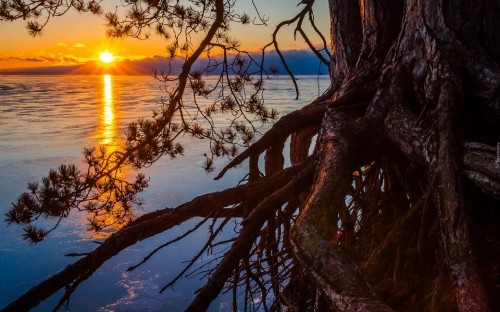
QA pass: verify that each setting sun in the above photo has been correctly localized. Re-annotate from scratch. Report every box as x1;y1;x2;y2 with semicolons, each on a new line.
99;51;114;64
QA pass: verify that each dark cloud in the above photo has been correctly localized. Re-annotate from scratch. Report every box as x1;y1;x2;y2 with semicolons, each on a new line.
24;57;44;62
39;55;61;62
2;56;44;62
62;56;80;63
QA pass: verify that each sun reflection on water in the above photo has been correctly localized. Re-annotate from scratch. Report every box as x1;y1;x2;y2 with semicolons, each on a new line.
102;74;115;146
87;74;133;239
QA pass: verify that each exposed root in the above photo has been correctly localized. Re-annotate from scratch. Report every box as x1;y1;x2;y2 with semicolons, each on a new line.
186;158;315;312
435;80;490;311
292;110;394;311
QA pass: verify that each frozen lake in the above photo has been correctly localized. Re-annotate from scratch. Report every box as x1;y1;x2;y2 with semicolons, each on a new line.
0;74;329;311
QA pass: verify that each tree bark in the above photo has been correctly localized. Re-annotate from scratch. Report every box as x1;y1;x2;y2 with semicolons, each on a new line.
292;111;394;311
291;0;499;311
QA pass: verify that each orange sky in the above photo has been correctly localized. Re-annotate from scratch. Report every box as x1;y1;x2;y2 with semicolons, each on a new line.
0;1;330;69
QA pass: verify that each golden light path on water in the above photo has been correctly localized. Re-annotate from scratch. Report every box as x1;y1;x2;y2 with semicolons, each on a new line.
102;74;115;145
89;74;129;239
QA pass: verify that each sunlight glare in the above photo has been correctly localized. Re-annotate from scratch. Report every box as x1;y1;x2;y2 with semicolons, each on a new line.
99;51;114;64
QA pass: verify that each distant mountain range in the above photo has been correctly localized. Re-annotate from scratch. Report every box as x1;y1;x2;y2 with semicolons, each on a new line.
0;50;329;76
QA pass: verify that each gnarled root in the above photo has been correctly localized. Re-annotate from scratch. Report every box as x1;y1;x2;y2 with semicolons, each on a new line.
435;80;490;311
292;110;394;311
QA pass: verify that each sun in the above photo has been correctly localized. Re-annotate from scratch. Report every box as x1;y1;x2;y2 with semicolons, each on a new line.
99;51;114;64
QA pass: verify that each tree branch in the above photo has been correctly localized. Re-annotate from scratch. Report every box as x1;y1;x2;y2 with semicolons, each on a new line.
2;157;313;312
215;87;334;180
185;157;316;312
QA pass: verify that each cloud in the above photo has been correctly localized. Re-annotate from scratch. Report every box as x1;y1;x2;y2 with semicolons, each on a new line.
24;57;44;62
39;54;60;62
32;51;87;64
62;56;81;63
3;56;44;62
73;43;86;48
57;42;66;47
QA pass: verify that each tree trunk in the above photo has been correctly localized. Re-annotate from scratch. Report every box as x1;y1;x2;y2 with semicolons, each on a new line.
292;0;499;311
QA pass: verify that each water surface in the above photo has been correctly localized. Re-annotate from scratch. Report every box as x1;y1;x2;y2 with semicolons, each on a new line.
0;74;329;311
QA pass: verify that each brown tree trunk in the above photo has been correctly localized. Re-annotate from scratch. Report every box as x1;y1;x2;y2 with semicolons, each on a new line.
292;0;499;311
